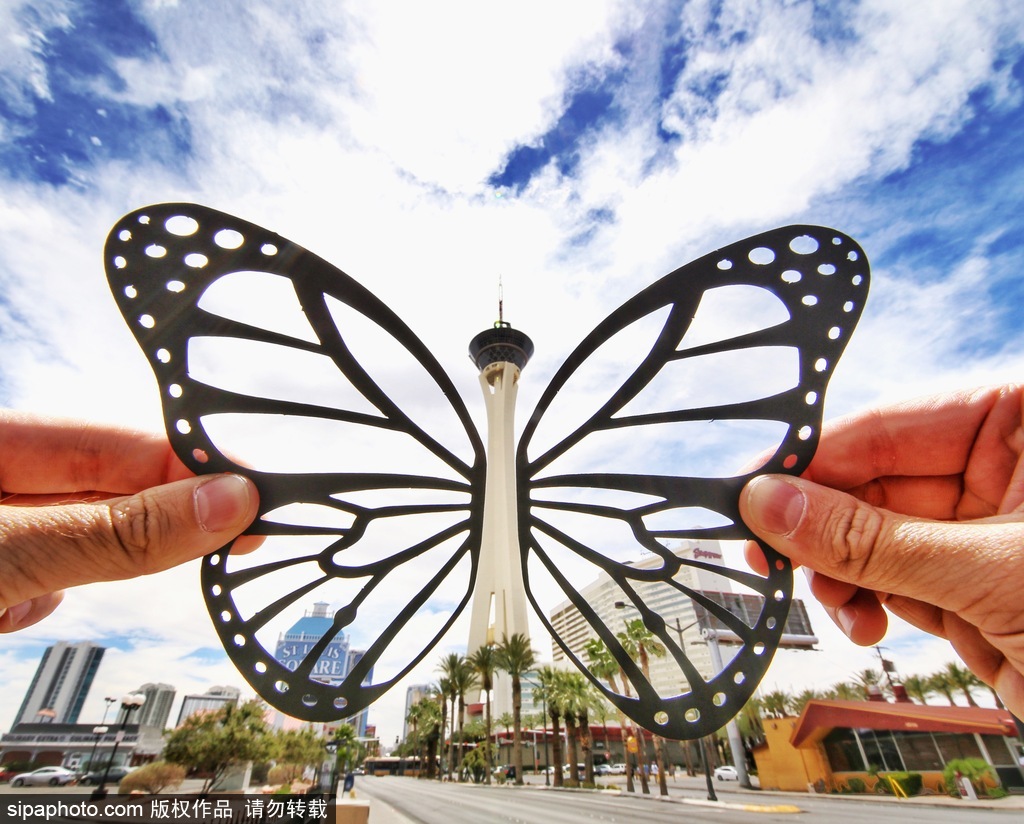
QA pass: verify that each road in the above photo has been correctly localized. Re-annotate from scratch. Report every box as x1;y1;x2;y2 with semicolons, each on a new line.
353;774;1024;824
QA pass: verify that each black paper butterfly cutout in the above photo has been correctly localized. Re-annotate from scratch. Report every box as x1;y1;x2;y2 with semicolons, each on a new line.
105;203;868;739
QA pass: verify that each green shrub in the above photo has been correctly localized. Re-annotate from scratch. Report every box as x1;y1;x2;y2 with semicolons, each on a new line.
843;777;867;793
875;772;922;796
942;758;995;797
118;762;186;795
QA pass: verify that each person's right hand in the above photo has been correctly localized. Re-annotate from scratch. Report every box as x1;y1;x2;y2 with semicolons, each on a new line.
739;384;1024;716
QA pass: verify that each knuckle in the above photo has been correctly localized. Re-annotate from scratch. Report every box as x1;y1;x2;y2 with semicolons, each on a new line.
106;493;172;575
824;500;887;578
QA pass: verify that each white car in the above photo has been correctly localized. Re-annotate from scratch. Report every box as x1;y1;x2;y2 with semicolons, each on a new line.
11;766;77;787
714;765;738;781
608;763;627;775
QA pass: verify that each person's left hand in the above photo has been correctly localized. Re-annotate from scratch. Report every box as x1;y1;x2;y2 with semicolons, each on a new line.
0;410;260;632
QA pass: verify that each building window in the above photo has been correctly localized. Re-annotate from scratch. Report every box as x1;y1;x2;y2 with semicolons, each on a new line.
980;734;1015;767
859;730;904;772
891;732;943;771
932;732;983;763
823;728;865;772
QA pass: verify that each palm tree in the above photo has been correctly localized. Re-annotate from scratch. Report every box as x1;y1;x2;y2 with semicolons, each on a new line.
436;676;452;779
438;653;471;779
928;670;959;706
468;644;497;783
562;670;597;785
618;618;669;795
759;689;790;718
536;666;566;787
944;662;979;707
452;659;477;778
584;637;640;794
852;668;884;698
787;688;821;716
901;674;932;705
827;681;862;701
495;633;536;786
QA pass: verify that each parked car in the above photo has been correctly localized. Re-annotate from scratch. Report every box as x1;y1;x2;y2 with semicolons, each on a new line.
593;764;611;776
608;763;627;775
714;765;738;781
0;767;16;783
77;766;134;786
10;766;77;787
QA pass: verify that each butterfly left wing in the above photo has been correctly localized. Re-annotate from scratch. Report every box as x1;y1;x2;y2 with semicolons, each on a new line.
105;203;485;720
518;226;868;739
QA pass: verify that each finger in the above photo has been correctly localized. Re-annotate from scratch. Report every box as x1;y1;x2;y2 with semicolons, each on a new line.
800;385;1019;489
0;410;187;495
738;474;1024;620
0;473;258;608
820;587;888;646
0;591;65;633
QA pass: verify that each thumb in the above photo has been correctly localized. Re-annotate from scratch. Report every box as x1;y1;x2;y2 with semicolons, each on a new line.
739;474;1022;615
0;473;258;609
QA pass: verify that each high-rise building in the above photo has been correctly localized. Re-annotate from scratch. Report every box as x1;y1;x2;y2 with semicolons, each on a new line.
548;540;817;698
274;602;374;736
403;684;433;741
117;683;176;729
175;685;241;727
14;641;105;725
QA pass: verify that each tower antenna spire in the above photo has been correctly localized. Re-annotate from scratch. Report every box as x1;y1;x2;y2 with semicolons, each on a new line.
498;276;504;325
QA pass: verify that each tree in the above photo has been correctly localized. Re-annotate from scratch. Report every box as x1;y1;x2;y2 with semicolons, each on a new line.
618;618;668;795
468;644;498;784
436;676;452;778
928;670;959;706
584;637;639;794
438;653;474;780
827;681;862;701
760;690;790;719
406;697;441;778
852;668;884;698
536;666;566;787
901;674;933;705
274;726;326;783
163;700;275;795
495;633;536;786
787;688;822;716
943;662;979;707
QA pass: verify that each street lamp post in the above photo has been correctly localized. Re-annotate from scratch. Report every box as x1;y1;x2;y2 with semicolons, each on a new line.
324;739;340;796
90;693;145;801
671;618;717;802
86;726;108;777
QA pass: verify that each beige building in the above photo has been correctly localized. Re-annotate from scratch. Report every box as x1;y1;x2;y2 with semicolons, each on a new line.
548;539;816;699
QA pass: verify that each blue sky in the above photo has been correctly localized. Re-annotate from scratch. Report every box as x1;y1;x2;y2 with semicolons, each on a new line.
2;0;1024;745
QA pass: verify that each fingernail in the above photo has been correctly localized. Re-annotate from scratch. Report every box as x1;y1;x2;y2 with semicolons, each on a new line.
5;601;32;627
837;605;858;637
194;475;252;533
745;476;805;536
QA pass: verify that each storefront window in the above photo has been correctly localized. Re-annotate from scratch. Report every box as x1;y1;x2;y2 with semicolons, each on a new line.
892;732;943;771
933;732;983;762
823;728;865;772
980;734;1014;766
860;730;903;772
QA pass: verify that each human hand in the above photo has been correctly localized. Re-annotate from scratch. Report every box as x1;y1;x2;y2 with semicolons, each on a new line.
0;410;259;633
739;385;1024;715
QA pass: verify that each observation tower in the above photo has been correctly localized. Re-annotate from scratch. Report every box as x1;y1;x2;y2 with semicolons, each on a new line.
466;310;534;685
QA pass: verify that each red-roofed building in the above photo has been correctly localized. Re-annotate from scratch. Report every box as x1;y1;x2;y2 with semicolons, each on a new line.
753;698;1023;794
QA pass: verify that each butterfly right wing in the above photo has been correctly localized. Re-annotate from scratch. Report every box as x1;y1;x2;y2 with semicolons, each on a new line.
105;203;485;720
517;226;868;739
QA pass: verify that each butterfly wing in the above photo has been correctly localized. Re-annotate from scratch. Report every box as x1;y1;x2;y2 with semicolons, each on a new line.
518;226;868;739
105;203;485;721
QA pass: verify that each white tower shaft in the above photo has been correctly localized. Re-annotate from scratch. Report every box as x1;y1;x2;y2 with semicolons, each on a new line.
467;361;531;653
